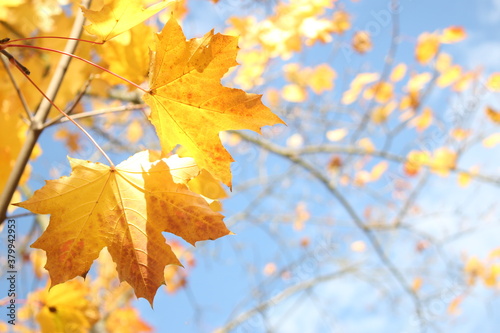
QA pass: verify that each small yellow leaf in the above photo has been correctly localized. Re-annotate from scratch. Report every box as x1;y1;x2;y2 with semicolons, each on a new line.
410;107;433;132
453;71;476;92
364;82;394;103
482;133;500;147
404;150;431;176
390;63;407;82
415;32;440;64
357;138;375;153
352;31;372;54
343;73;380;104
430;148;456;177
371;101;396;124
441;26;467;44
448;296;463;315
286;133;304;148
411;277;423;292
350;240;366;252
282;84;307;102
370;161;388;181
458;166;479;187
399;91;420;110
81;0;173;42
294;202;310;231
127;119;143;143
436;53;453;72
331;10;350;34
465;257;484;285
263;262;277;276
342;88;361;105
407;72;432;92
451;128;470;141
489;248;500;259
309;64;336;94
437;65;461;88
351;72;380;89
486;73;500;91
54;128;81;153
326;128;348;142
486;106;500;124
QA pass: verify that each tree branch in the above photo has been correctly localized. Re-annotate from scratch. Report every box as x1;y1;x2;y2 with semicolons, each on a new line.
0;0;91;224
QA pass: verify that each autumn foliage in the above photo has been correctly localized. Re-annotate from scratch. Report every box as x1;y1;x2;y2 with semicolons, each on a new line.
1;0;500;332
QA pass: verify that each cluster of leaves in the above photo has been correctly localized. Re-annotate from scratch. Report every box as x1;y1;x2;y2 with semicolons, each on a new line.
2;0;282;321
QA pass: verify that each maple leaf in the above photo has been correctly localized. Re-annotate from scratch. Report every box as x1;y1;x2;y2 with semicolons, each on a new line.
16;151;229;304
143;18;284;186
81;0;173;42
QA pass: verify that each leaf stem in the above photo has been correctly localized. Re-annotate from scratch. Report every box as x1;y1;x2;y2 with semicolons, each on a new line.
5;44;149;93
7;36;104;45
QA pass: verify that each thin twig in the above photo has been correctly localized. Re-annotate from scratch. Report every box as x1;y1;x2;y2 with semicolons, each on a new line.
218;264;359;333
45;103;148;127
0;55;31;120
233;131;426;329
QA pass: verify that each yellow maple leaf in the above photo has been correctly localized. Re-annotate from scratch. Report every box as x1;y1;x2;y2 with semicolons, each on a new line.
16;151;230;304
81;0;173;42
143;18;284;186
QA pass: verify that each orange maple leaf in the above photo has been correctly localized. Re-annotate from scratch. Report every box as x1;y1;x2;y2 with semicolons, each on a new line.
16;151;229;305
143;18;284;186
